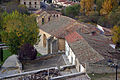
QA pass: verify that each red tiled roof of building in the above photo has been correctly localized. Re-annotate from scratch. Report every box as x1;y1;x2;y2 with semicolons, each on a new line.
38;14;116;63
58;0;67;2
65;31;83;43
64;1;73;4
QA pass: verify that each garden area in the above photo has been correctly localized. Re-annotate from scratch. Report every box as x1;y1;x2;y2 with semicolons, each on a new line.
0;49;12;66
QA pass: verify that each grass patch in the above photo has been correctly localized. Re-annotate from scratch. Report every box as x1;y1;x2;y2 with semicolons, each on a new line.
0;49;12;66
37;52;42;57
0;42;3;44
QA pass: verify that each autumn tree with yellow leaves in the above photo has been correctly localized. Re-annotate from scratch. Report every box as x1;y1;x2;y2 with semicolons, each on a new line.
112;26;120;44
100;0;118;15
0;11;40;54
80;0;94;15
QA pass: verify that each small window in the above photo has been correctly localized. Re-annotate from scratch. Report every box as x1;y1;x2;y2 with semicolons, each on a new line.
24;2;26;5
35;6;36;8
35;2;37;5
29;2;31;5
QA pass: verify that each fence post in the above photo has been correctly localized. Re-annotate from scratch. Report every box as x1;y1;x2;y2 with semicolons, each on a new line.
0;48;3;62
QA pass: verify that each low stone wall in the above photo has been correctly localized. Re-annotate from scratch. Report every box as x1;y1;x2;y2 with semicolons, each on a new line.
86;63;120;73
0;65;89;80
21;53;64;64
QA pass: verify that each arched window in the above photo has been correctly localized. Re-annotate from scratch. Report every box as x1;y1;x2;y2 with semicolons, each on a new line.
43;34;47;47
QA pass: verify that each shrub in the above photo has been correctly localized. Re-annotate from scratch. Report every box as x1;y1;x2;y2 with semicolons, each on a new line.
18;43;37;60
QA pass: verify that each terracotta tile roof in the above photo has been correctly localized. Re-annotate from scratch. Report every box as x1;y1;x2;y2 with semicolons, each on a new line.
39;16;82;38
77;32;117;60
35;9;61;15
58;0;67;2
66;33;104;63
38;15;115;63
64;1;73;4
39;16;74;37
65;32;83;43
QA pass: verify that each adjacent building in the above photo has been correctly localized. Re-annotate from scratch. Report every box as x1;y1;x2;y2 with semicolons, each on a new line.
20;0;41;9
36;10;118;73
52;0;79;7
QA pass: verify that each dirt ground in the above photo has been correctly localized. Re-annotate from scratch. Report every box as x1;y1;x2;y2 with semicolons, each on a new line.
88;73;120;80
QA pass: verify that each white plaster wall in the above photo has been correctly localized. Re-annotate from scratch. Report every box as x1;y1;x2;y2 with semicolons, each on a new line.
65;41;75;65
65;41;69;56
34;29;51;55
80;64;85;72
65;41;86;72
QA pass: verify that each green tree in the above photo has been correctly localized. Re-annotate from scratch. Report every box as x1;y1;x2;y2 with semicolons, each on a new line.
17;4;28;14
88;11;99;23
0;6;4;42
1;11;40;54
95;0;104;12
64;4;80;17
108;6;120;27
97;16;108;27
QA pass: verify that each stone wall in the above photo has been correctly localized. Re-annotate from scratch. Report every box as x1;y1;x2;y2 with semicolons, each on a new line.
86;63;120;73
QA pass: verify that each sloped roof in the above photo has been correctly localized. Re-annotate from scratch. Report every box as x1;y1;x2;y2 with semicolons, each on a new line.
38;14;115;63
77;32;117;60
65;32;104;63
39;16;79;38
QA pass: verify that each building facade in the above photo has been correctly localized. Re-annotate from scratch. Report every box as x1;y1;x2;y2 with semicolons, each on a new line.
36;10;117;73
20;0;41;9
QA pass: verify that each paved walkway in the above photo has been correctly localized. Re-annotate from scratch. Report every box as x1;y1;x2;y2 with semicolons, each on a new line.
23;54;65;72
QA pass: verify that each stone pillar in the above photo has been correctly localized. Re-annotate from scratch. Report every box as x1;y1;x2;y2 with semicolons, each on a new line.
51;39;58;54
47;37;53;54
